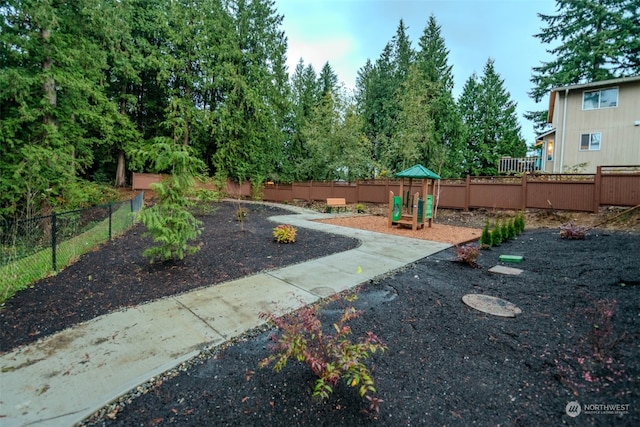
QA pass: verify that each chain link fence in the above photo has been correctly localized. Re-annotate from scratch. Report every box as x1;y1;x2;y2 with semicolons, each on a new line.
0;192;144;302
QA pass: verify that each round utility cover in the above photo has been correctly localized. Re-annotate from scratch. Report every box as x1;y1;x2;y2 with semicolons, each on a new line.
462;294;522;317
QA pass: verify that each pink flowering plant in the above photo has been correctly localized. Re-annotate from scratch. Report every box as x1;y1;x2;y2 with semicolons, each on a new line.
259;293;387;414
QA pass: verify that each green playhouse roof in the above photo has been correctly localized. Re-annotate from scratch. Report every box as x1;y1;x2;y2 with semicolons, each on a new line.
395;164;441;180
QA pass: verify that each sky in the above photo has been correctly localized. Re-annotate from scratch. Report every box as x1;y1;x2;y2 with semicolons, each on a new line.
274;0;558;145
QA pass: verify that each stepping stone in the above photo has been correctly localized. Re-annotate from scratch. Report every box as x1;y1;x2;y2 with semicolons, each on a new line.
462;294;522;317
489;265;523;275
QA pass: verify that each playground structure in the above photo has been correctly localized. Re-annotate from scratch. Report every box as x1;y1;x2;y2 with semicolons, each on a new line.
388;164;441;231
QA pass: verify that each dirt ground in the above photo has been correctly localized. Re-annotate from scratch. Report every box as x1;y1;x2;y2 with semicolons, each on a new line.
2;200;638;426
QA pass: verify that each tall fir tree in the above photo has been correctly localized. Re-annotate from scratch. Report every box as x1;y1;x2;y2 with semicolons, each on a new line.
414;15;465;177
212;0;289;184
459;60;526;176
281;59;319;181
355;20;414;174
0;0;127;217
528;0;640;132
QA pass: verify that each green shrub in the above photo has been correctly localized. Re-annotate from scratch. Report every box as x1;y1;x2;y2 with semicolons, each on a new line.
273;224;297;243
480;220;492;248
134;139;205;262
508;218;517;239
501;221;510;240
491;222;503;246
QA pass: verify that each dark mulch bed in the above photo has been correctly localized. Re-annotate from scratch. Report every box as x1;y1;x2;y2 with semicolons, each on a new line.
3;202;639;426
79;227;640;426
0;203;359;352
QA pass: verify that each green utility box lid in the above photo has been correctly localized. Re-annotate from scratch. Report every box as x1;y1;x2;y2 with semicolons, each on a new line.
499;255;524;263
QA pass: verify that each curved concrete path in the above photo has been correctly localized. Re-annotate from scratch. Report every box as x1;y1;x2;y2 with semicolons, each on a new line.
0;204;450;427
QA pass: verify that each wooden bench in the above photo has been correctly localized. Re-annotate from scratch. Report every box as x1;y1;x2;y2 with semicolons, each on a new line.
326;198;347;213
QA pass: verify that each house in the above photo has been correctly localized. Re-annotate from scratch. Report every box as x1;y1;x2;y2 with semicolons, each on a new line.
535;75;640;173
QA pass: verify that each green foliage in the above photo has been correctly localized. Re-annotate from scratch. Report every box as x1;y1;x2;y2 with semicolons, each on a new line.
235;207;248;221
259;294;386;413
356;203;366;214
501;221;510;241
272;224;297;244
136;140;205;262
529;0;639;103
515;212;526;234
302;90;372;181
480;220;492;248
508;218;517;240
459;60;527;176
491;221;503;246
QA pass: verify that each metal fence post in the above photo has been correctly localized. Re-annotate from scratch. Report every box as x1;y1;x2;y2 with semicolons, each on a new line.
108;203;113;240
51;212;57;271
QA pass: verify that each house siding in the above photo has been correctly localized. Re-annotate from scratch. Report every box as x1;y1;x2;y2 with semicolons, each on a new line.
550;79;640;173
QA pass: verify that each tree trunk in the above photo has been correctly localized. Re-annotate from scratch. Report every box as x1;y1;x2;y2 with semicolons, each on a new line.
41;28;57;127
115;150;127;187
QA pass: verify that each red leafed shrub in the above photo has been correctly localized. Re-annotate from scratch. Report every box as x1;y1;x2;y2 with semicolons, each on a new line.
259;294;386;414
559;222;589;239
455;243;480;268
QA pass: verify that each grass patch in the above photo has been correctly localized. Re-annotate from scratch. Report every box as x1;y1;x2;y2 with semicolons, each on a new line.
0;204;137;304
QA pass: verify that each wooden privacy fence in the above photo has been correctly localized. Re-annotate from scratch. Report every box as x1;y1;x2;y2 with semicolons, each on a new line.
132;165;640;213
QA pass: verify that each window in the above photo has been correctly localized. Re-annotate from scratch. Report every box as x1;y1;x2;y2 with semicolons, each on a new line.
582;88;618;110
580;133;601;151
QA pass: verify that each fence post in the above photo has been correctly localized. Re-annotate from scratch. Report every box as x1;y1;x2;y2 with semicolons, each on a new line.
593;166;602;213
521;173;528;210
51;212;57;271
108;202;113;240
464;175;471;211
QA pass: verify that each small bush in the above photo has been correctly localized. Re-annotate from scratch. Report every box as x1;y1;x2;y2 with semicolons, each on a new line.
508;218;517;239
515;212;525;233
480;220;491;248
259;294;386;414
235;207;248;221
491;222;503;246
501;221;510;240
356;203;366;213
273;224;297;243
559;222;589;239
456;243;480;267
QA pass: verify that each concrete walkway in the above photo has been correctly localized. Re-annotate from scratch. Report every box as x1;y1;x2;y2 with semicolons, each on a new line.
0;205;450;427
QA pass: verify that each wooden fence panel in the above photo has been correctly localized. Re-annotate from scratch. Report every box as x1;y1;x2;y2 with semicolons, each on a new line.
131;168;640;212
600;174;640;206
526;181;594;211
469;183;522;210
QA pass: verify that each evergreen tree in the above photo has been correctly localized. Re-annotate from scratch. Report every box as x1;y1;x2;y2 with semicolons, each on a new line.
528;0;640;131
134;140;206;262
459;60;527;176
0;0;124;217
213;0;289;185
414;15;465;177
281;60;319;182
458;73;483;175
318;62;339;99
386;65;436;172
355;20;414;173
302;89;371;181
